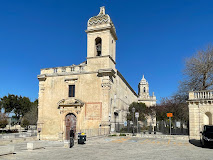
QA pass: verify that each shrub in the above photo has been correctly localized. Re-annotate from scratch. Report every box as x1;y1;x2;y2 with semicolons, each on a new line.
21;119;30;129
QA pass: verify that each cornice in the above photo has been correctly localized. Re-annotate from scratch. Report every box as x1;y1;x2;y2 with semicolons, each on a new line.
87;55;116;64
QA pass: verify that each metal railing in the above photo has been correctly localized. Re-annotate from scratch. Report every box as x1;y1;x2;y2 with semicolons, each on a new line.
79;128;109;138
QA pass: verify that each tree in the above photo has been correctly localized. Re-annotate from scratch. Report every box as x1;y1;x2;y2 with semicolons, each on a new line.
0;94;32;119
0;113;8;128
127;102;153;122
181;44;213;91
23;99;38;125
15;96;32;119
0;94;19;114
155;94;188;122
21;118;30;129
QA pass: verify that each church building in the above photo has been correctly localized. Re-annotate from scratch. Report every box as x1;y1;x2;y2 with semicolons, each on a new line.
138;75;157;127
37;7;156;140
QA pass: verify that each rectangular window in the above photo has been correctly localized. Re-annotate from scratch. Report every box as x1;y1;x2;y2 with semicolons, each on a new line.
54;68;57;73
69;85;75;97
71;67;75;72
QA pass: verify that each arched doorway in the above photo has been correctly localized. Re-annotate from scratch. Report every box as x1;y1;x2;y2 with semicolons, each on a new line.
65;113;76;140
203;112;212;125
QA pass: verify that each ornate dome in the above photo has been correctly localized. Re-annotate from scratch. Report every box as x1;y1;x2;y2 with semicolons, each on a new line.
140;75;148;85
88;6;114;27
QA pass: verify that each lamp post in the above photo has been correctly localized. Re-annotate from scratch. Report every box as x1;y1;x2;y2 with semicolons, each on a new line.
109;113;111;134
132;107;135;136
135;112;139;133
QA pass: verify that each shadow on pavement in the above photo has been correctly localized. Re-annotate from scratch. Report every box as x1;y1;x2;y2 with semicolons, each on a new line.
189;139;213;149
189;139;202;147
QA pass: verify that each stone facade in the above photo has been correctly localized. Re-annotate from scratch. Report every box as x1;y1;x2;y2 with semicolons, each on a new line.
138;75;157;127
188;90;213;140
37;7;140;141
138;75;156;107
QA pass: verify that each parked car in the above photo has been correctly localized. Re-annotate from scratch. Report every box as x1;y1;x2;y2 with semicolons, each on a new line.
200;125;213;147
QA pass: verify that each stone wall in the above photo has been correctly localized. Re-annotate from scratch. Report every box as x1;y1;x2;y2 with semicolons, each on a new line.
188;90;213;140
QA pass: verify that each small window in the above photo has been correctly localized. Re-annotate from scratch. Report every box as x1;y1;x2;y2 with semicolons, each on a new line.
144;87;146;93
54;68;57;73
79;66;83;71
62;68;66;72
71;67;75;72
69;85;75;97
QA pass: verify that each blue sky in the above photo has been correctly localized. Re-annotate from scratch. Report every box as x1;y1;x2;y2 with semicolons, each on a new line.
0;0;213;102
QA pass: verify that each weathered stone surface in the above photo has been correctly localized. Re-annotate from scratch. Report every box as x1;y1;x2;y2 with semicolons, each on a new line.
37;7;138;141
188;90;213;139
27;141;45;150
0;145;14;155
2;137;213;160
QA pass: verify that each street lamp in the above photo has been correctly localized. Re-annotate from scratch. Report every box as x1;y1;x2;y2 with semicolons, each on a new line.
132;107;135;136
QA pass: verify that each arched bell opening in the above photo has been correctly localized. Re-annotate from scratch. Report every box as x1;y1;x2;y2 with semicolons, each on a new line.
95;37;102;56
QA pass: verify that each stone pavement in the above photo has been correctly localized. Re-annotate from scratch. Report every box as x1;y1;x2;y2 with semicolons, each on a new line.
1;136;213;160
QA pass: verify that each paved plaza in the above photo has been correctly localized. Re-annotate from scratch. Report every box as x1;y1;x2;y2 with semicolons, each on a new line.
1;136;213;160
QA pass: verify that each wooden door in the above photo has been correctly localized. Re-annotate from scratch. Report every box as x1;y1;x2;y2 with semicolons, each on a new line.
65;114;76;140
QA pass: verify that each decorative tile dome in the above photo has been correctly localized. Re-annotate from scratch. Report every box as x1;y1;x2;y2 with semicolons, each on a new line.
88;6;114;27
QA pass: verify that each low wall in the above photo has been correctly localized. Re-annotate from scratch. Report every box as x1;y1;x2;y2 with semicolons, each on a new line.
0;136;37;145
0;131;37;140
113;133;189;140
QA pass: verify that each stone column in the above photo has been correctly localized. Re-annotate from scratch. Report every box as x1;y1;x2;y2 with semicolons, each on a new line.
189;102;200;140
101;77;111;133
37;76;46;140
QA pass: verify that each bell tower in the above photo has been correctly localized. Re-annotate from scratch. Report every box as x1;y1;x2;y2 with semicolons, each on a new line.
138;75;149;99
86;7;117;71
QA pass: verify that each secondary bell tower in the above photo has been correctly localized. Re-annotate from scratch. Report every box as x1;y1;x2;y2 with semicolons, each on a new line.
138;75;149;99
86;7;117;71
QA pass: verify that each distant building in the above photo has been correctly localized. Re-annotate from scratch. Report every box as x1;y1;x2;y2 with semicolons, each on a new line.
138;75;157;127
37;7;157;141
138;75;156;107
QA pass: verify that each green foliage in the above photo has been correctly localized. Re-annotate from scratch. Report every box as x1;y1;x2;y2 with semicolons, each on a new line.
127;102;153;122
23;99;38;125
21;118;30;128
0;113;8;128
0;94;19;113
0;94;32;119
119;133;126;136
16;96;32;118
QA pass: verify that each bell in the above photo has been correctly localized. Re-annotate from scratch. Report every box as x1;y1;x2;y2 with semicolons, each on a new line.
96;43;101;52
